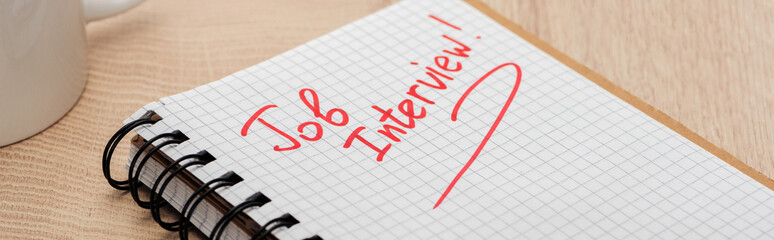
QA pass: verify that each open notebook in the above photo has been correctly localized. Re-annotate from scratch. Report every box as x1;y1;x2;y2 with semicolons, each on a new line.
103;0;774;239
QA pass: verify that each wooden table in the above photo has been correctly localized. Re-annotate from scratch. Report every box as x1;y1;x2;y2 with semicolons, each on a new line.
1;0;772;239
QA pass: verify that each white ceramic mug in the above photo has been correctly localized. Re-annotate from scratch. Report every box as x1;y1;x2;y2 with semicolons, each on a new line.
0;0;143;147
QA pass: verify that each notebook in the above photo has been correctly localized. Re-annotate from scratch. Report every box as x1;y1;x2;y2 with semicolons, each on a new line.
103;0;774;239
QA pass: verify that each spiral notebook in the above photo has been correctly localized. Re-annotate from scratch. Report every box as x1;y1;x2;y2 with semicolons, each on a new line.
103;0;774;239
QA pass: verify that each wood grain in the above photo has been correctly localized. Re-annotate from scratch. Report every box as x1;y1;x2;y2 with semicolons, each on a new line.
0;0;771;239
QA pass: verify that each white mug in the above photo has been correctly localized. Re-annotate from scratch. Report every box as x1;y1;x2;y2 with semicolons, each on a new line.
0;0;143;147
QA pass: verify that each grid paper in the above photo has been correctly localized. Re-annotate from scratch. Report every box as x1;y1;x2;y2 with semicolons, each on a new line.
126;0;774;239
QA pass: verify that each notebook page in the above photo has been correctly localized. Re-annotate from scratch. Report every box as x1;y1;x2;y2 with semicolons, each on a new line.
127;0;774;238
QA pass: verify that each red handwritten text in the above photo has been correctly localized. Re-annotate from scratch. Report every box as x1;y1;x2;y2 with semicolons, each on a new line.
240;14;523;209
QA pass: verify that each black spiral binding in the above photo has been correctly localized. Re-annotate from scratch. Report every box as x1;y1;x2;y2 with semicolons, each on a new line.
210;192;272;240
149;150;216;231
251;213;300;240
102;110;160;190
129;130;188;209
179;171;243;240
104;110;321;239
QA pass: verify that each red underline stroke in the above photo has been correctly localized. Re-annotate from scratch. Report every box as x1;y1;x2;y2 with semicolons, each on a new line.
434;63;523;209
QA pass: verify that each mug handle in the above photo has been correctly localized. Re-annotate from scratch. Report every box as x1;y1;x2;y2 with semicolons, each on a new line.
82;0;145;22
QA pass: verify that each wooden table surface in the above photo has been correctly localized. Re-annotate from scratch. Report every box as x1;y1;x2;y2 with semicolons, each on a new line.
1;0;772;239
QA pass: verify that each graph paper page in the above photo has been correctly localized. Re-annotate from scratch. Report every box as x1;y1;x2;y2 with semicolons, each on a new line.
127;0;774;238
